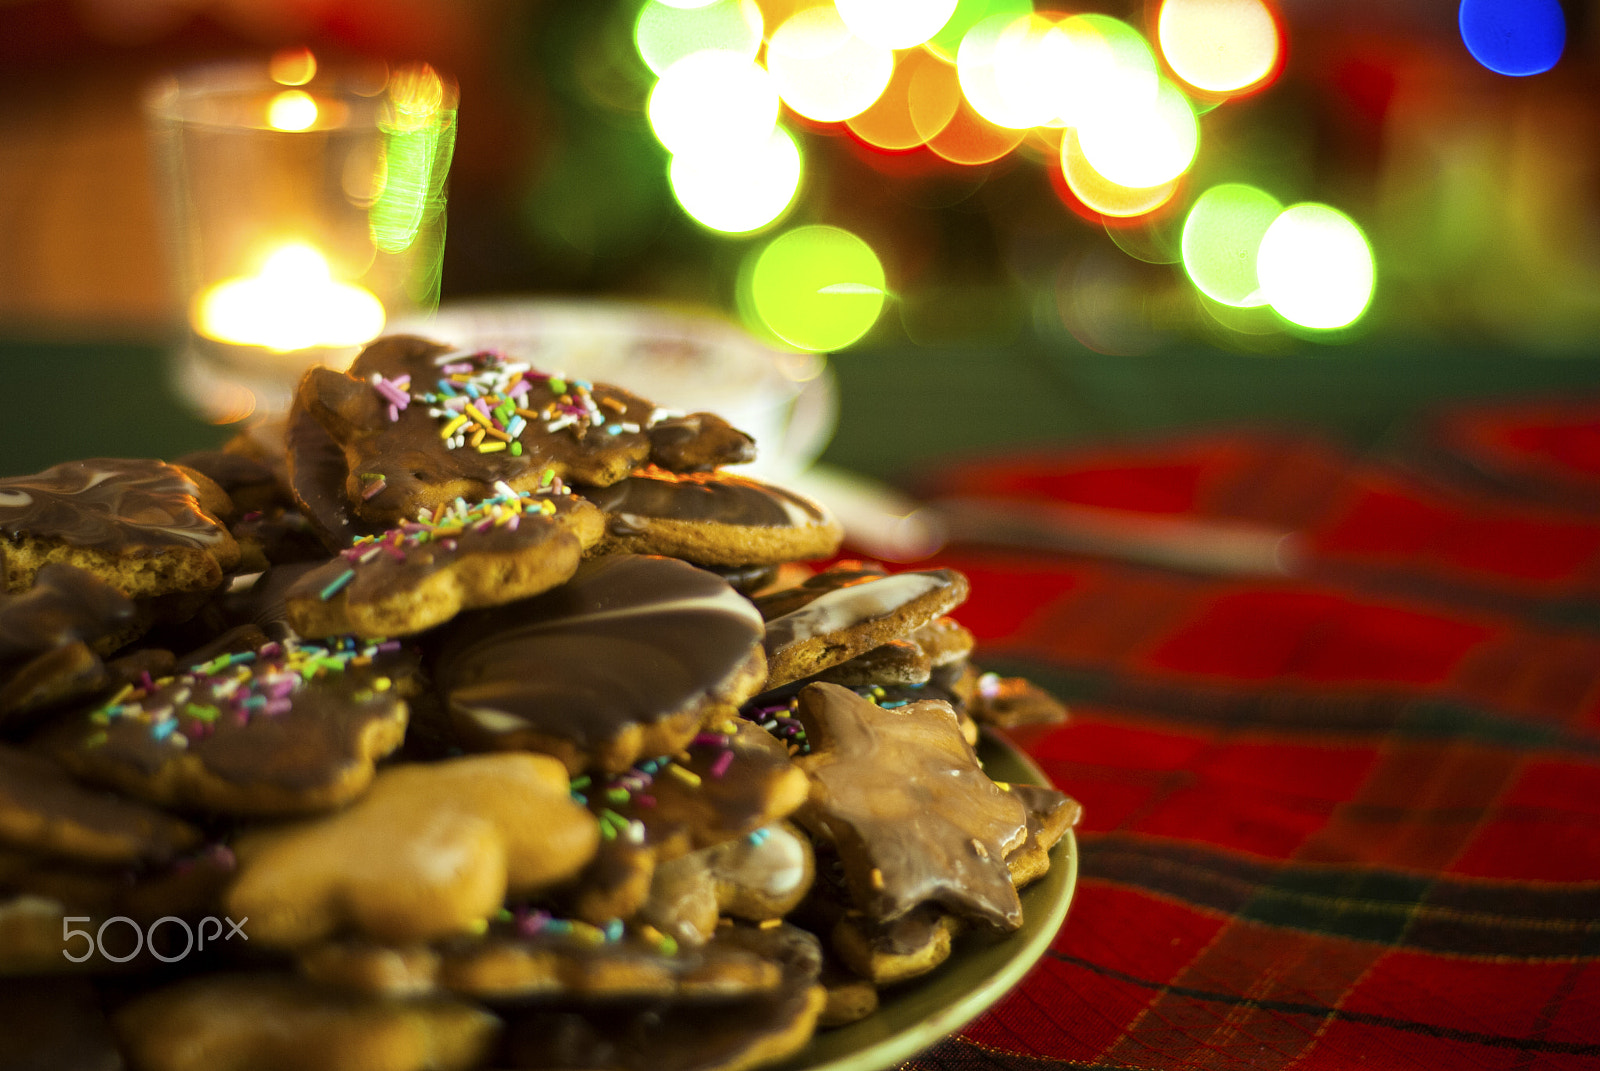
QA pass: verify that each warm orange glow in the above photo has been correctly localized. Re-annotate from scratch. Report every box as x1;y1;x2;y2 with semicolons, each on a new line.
269;47;317;86
1059;129;1180;217
924;95;1026;166
847;49;958;151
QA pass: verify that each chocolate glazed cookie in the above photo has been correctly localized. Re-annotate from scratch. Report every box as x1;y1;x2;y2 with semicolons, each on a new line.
586;468;842;567
301;336;757;526
0;458;240;596
433;554;768;774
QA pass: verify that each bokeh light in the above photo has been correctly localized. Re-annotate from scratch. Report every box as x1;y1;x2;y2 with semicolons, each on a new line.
670;126;803;233
747;225;887;351
957;12;1056;129
269;47;316;87
1180;183;1281;306
847;48;958;151
648;51;778;156
1049;15;1161;128
1076;77;1198;189
1256;203;1375;330
835;0;959;49
1459;0;1564;77
927;0;1031;61
1059;129;1180;217
767;5;895;122
1157;0;1281;95
635;0;764;77
927;96;1026;165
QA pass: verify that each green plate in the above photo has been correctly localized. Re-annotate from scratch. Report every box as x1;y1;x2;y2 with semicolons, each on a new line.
770;731;1080;1071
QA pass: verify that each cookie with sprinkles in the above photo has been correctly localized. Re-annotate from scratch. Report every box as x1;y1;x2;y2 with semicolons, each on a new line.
789;682;1029;932
39;630;414;817
0;458;240;598
283;483;601;639
638;820;815;949
586;467;841;568
301;335;757;527
433;554;768;775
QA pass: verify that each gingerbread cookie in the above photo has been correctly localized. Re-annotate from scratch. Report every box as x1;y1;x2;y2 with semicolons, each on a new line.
0;562;140;662
175;449;284;514
1004;781;1081;888
576;719;809;862
285;485;600;639
226;753;600;947
300;924;783;1002
910;616;975;667
285;396;385;549
971;672;1070;728
831;902;966;986
638;821;815;948
0;744;200;866
112;973;500;1071
301;336;755;526
501;972;824;1071
790;683;1028;931
760;567;971;690
43;631;413;816
434;554;767;774
586;468;841;567
0;459;240;597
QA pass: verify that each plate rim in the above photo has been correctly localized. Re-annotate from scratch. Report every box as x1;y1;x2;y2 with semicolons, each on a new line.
774;731;1080;1071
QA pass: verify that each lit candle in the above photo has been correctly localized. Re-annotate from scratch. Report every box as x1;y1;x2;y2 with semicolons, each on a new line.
193;243;386;352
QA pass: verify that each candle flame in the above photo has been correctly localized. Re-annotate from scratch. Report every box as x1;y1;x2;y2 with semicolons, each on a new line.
268;90;318;131
194;243;386;352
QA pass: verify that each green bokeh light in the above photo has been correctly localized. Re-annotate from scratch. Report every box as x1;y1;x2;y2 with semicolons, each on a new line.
635;0;763;77
928;0;1032;60
745;225;886;352
1180;183;1282;307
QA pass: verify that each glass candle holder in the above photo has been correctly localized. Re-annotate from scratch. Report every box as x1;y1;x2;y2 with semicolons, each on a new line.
144;52;457;420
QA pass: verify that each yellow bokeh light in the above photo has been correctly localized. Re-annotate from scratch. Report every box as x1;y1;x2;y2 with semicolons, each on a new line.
269;47;317;87
835;0;959;49
195;244;386;352
766;5;895;123
648;51;778;156
746;225;886;351
635;0;764;77
266;90;318;131
1256;203;1376;330
670;126;803;233
1076;77;1198;189
1059;129;1180;217
1158;0;1280;95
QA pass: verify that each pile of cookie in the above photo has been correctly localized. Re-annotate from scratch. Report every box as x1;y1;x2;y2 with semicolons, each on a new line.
0;335;1076;1071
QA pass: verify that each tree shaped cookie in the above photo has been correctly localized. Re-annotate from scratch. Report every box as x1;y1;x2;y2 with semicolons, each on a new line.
301;335;756;526
790;682;1029;931
226;753;600;947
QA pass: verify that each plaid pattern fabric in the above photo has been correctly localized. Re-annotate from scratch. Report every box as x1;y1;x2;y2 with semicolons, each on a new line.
900;401;1600;1070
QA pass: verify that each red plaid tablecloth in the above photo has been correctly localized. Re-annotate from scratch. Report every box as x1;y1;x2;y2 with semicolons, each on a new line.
904;398;1600;1070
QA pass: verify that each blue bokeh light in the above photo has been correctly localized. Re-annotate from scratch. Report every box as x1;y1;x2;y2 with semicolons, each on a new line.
1459;0;1565;77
